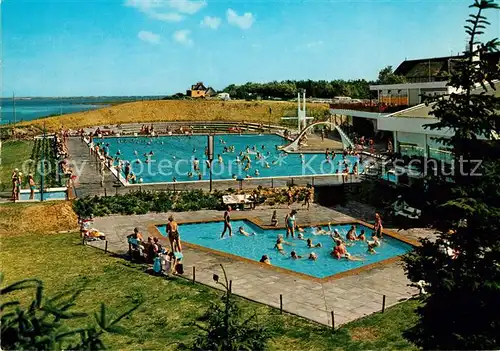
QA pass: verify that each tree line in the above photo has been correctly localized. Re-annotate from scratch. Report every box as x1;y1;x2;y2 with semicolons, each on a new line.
220;66;406;100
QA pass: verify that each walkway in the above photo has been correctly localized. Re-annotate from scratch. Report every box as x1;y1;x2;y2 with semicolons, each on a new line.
87;204;434;327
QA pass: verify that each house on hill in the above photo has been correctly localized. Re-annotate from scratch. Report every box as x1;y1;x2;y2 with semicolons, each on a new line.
186;82;216;98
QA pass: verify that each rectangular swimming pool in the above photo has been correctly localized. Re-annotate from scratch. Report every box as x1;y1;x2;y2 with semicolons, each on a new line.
156;220;412;279
96;134;364;184
18;189;67;201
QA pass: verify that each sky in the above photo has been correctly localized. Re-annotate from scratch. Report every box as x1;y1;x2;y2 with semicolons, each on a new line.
2;0;499;97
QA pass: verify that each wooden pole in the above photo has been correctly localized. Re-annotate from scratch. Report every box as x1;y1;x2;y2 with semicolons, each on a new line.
382;294;386;313
192;266;196;284
104;241;108;253
229;280;232;293
331;310;335;331
280;294;283;314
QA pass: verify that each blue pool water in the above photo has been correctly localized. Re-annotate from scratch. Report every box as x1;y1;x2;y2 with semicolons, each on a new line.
98;134;363;183
156;220;412;279
19;190;67;201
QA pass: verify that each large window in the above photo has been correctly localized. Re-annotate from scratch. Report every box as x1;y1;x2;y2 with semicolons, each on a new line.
400;143;425;157
429;147;453;163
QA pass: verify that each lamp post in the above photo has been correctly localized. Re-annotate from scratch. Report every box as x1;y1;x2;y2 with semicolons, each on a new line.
268;107;272;131
207;134;214;192
40;122;46;201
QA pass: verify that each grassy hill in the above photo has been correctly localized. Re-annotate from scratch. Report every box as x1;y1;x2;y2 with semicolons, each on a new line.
19;100;330;132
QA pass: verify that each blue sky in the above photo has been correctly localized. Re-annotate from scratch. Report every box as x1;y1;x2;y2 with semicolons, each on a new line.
2;0;499;97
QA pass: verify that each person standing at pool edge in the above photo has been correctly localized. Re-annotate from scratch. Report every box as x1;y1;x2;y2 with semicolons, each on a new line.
221;206;232;238
374;212;383;238
285;209;297;238
167;215;182;253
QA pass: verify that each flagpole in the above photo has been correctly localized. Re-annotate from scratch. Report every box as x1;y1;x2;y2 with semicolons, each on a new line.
40;122;45;201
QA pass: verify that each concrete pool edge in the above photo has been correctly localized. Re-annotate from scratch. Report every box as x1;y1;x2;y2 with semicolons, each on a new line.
151;216;418;283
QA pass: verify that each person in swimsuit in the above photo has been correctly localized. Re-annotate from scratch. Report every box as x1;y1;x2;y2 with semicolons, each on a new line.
274;235;292;255
346;225;358;241
11;168;19;200
238;226;255;237
221;206;232;238
307;238;322;248
357;229;366;241
259;255;271;265
28;174;36;200
374;213;383;237
167;215;182;253
285;209;297;239
270;210;278;226
290;251;302;259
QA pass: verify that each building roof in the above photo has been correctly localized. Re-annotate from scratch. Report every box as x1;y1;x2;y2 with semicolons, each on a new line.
394;52;500;82
388;80;500;118
191;82;207;91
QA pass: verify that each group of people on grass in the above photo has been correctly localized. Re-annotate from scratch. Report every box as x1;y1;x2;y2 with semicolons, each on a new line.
127;215;184;275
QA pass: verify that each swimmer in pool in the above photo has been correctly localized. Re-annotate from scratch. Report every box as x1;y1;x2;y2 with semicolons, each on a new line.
367;234;381;248
308;252;318;261
290;251;302;259
367;241;377;254
238;227;255;237
307;238;322;248
358;229;367;241
313;225;329;235
346;225;358;241
274;235;292;255
260;255;271;265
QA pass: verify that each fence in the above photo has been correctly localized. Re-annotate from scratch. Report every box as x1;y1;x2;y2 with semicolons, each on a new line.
83;236;393;331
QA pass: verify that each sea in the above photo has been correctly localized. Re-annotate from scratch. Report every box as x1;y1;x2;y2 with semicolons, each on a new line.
0;96;164;124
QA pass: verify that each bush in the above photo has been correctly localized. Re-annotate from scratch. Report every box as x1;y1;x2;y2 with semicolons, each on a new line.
73;190;225;218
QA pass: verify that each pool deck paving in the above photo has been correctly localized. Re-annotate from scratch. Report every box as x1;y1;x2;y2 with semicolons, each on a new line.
88;204;435;327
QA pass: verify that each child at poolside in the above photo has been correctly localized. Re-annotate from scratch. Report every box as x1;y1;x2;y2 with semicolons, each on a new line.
374;212;383;238
270;210;278;226
28;174;36;200
307;238;322;248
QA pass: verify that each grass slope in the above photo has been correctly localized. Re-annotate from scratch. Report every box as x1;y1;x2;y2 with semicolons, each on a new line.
0;202;78;236
18;100;330;132
0;140;33;192
0;206;419;350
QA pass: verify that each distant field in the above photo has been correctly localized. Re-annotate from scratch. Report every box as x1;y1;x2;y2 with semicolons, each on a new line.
18;100;330;132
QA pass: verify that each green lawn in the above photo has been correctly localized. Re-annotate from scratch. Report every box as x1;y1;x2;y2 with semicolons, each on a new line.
1;229;420;350
0;140;34;192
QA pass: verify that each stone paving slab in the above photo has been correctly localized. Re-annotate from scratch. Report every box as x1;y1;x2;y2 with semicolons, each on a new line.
86;205;436;327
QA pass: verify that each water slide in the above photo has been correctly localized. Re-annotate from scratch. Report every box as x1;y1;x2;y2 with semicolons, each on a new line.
281;121;355;152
